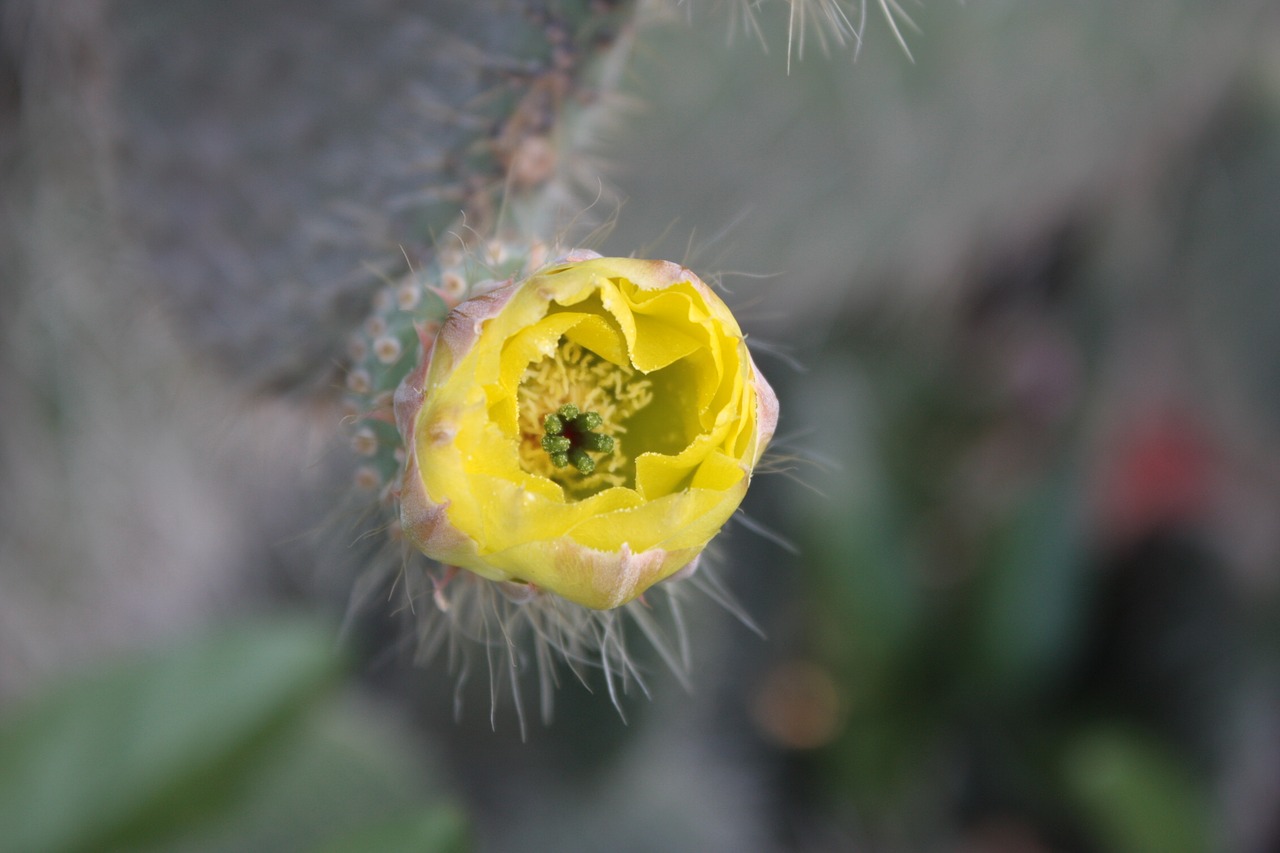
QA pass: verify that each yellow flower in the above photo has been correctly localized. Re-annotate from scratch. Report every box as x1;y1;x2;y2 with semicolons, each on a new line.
394;251;777;610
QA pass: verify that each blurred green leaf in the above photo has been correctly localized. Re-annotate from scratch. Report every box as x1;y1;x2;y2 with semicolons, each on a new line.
0;616;345;853
315;806;470;853
967;462;1088;701
1060;725;1214;853
168;691;467;853
800;360;924;684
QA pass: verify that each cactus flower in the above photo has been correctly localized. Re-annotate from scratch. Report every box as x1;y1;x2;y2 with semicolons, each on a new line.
394;252;777;610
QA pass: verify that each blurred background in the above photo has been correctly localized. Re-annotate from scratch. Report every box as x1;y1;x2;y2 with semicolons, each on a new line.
3;0;1280;850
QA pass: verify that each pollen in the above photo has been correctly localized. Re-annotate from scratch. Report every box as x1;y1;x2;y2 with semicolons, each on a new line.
518;339;653;499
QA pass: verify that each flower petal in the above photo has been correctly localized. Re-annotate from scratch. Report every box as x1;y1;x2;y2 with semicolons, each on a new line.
401;255;775;609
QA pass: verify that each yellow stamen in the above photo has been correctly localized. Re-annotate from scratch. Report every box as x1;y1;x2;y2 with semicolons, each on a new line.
518;340;653;499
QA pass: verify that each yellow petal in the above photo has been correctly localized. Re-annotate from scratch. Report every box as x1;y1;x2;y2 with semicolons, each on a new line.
400;254;775;609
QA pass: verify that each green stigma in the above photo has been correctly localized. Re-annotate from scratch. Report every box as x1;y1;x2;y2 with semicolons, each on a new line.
541;404;615;475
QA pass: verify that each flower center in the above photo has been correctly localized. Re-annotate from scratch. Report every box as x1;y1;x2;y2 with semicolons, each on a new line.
540;404;614;475
518;339;654;499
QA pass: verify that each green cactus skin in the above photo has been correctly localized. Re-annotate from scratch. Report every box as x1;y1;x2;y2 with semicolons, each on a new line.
342;238;547;506
341;2;640;505
110;0;636;392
